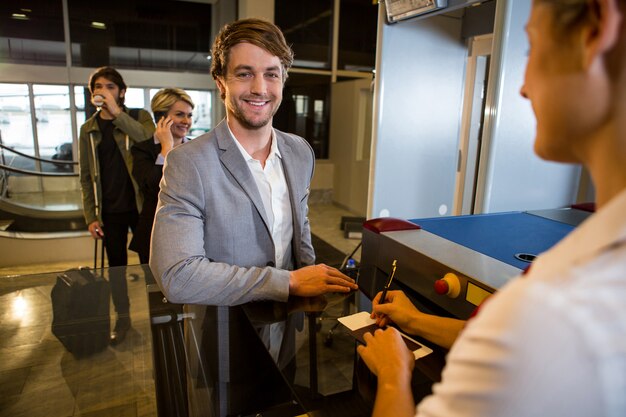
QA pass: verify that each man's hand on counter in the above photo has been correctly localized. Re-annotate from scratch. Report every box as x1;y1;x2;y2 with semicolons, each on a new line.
289;264;359;297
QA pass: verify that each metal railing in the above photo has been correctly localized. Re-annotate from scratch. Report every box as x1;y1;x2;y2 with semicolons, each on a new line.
0;142;78;173
0;133;85;233
0;139;79;199
0;163;78;177
0;134;6;199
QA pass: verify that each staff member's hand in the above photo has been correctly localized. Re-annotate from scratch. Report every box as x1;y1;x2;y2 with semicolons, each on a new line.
358;327;417;417
371;290;421;331
289;263;358;296
88;220;104;239
357;327;415;380
372;289;466;350
155;116;175;156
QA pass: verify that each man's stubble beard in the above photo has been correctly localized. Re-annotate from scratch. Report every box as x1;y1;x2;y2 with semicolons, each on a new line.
227;94;282;130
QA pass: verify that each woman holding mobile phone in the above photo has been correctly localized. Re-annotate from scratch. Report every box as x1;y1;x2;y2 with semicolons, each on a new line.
130;88;195;263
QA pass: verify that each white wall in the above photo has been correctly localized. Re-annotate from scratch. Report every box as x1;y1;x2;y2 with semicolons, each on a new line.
368;0;582;220
369;10;467;219
474;0;581;213
0;63;216;90
0;233;94;266
329;79;372;215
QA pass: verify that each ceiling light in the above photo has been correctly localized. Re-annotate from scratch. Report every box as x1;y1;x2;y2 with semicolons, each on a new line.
12;13;29;20
91;21;106;29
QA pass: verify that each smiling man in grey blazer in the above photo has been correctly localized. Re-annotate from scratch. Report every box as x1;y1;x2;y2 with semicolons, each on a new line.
150;18;358;306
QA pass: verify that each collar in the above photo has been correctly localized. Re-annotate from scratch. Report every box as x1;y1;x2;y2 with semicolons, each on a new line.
154;136;190;145
529;188;626;279
84;106;130;133
227;124;281;162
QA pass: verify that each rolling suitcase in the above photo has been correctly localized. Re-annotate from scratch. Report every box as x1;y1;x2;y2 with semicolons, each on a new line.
51;238;111;357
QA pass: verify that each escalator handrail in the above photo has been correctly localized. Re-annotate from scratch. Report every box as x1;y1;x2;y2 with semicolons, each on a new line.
0;162;78;177
0;143;78;166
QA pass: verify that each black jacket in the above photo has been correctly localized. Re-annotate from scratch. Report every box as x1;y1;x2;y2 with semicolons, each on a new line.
129;137;163;261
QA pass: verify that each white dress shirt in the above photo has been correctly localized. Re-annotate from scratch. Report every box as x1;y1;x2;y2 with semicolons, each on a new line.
229;127;294;270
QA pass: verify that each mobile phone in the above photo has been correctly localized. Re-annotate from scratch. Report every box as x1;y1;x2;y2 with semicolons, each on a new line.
153;111;167;123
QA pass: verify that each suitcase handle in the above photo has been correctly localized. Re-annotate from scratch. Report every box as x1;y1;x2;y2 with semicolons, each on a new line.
93;236;106;270
58;273;73;287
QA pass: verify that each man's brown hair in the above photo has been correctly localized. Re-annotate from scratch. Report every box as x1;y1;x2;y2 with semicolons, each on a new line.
88;66;127;105
210;18;294;82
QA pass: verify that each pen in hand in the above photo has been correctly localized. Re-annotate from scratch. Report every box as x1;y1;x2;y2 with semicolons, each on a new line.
379;259;397;305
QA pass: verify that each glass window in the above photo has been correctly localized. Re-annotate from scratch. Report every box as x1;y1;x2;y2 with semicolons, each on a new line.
148;88;213;138
275;0;333;70
186;90;212;138
74;86;86;135
339;0;378;72
67;0;212;72
0;83;34;154
33;84;72;160
124;88;145;109
294;95;309;116
274;73;331;159
0;1;66;66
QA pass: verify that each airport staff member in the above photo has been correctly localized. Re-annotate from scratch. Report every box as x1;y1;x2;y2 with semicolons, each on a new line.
357;0;626;416
150;18;357;306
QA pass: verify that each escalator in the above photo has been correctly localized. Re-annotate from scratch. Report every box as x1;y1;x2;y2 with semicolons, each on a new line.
0;197;86;233
1;143;93;268
0;142;86;233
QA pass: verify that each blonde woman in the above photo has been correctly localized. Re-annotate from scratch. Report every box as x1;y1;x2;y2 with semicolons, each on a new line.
130;88;194;263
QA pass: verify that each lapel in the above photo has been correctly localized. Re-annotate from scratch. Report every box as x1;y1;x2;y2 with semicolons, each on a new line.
215;120;272;236
277;131;307;269
276;132;302;237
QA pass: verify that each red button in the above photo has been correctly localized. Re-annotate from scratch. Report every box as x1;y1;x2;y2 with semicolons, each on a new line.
434;273;462;298
434;279;449;295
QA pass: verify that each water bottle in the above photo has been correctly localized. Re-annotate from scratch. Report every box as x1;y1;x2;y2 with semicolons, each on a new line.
344;258;358;280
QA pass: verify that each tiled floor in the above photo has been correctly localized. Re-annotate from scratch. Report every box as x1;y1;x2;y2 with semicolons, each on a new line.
308;203;363;263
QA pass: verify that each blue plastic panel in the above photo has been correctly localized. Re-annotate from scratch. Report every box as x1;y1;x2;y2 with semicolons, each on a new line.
410;212;574;270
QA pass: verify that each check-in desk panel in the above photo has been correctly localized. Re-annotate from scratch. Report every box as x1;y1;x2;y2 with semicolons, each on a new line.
359;209;590;320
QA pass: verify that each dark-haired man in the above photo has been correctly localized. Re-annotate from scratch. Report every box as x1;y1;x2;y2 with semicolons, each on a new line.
79;66;155;344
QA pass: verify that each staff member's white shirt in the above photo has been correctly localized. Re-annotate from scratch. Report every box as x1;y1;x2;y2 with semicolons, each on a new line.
417;189;626;417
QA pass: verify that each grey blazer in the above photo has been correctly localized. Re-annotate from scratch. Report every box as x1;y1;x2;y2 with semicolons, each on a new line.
149;120;316;306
